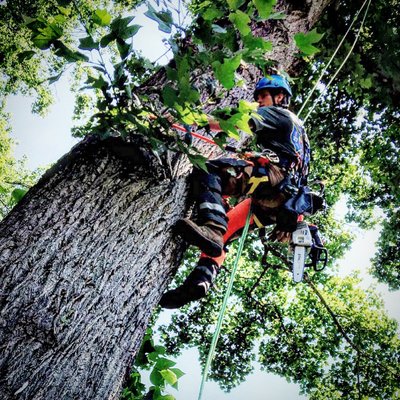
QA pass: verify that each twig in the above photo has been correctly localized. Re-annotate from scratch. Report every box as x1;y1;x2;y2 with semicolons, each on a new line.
153;47;172;64
304;274;400;380
304;274;359;351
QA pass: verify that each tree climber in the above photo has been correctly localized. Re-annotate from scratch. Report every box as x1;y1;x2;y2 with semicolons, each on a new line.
160;74;312;309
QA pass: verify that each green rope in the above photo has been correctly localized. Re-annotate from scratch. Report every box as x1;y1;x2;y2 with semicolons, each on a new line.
302;0;372;123
298;0;370;118
197;207;252;400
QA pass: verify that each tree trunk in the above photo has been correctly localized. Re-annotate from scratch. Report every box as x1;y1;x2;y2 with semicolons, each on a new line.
0;1;333;399
0;137;191;399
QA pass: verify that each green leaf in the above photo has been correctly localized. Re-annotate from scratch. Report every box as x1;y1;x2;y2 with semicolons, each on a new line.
32;35;52;50
156;358;176;370
116;38;132;60
227;0;245;10
230;112;252;134
144;4;173;34
150;369;164;386
213;132;228;148
166;67;178;82
57;0;72;6
47;22;63;38
360;77;373;89
154;345;166;355
92;9;112;26
253;0;277;19
186;88;200;103
124;84;132;99
54;15;66;25
100;33;116;47
113;62;126;83
79;36;99;51
212;54;242;89
53;41;89;62
159;369;177;386
120;24;141;39
243;34;273;52
173;104;198;125
110;16;140;40
187;153;208;172
162;85;178;107
32;23;63;49
57;6;71;16
17;51;36;62
219;118;241;139
170;368;185;379
147;351;159;362
294;28;324;56
238;99;258;113
229;11;251;36
111;16;134;31
11;188;28;203
86;75;108;90
203;7;224;21
66;51;89;62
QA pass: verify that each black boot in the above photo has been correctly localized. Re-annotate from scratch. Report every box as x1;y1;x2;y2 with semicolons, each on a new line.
159;260;218;309
175;218;224;257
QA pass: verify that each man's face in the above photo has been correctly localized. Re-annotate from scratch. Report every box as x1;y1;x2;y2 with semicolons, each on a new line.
255;89;285;107
256;89;274;107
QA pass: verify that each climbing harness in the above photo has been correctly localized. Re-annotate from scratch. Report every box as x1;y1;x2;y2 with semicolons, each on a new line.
198;207;252;400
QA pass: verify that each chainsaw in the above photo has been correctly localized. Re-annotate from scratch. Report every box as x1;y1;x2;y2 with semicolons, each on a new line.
288;220;328;282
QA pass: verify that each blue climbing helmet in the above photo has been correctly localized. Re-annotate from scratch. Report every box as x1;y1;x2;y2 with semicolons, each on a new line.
254;75;292;104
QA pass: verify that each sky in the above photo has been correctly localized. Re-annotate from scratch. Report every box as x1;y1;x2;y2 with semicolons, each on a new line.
6;3;399;399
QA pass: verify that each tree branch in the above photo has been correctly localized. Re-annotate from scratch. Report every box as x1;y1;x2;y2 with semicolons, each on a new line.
304;274;400;380
304;274;359;351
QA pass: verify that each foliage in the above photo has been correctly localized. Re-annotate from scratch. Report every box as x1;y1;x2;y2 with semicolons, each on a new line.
122;328;184;400
294;29;324;57
0;103;40;219
371;208;400;290
293;0;400;288
159;240;400;399
0;0;145;114
9;0;312;170
0;0;59;114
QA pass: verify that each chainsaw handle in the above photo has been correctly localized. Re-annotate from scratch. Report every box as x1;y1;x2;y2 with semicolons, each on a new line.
306;245;328;271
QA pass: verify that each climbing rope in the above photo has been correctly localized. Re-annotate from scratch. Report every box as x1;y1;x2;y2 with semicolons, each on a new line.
301;0;372;122
171;123;217;145
197;207;252;400
298;0;370;117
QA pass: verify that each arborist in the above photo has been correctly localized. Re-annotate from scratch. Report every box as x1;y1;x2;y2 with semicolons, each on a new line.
160;74;324;309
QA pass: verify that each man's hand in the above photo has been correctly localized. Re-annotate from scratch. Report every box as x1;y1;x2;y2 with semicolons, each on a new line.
268;227;292;243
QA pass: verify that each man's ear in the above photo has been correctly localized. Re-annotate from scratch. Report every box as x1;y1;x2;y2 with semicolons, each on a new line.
275;93;285;104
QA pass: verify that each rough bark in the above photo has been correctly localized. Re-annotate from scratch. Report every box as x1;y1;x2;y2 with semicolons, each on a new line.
0;138;191;399
0;1;333;399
